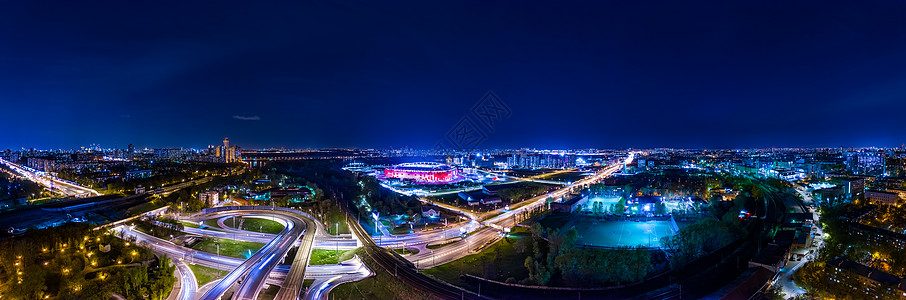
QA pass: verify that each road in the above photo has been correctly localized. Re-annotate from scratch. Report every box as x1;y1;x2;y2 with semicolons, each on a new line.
273;212;317;300
123;208;371;300
0;157;101;197
119;223;370;297
405;154;633;268
171;258;197;300
776;186;823;298
198;209;306;300
303;256;373;300
333;155;634;300
346;213;488;300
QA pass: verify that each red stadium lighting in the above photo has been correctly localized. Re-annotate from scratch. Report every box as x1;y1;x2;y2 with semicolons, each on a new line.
384;162;458;184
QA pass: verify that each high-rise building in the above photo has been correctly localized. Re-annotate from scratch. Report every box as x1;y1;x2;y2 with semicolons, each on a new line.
127;144;134;161
219;137;238;163
845;151;885;176
153;148;183;161
199;191;220;206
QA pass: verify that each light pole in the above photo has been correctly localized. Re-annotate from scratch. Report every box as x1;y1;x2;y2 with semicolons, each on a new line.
335;222;339;262
215;242;221;276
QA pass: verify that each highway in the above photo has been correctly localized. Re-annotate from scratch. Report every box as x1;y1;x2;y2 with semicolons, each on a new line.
119;222;370;299
303;255;373;300
173;258;198;300
347;213;488;300
198;209;306;300
185;155;632;299
124;206;374;300
404;154;634;268
0;157;101;197
273;213;316;300
112;154;630;299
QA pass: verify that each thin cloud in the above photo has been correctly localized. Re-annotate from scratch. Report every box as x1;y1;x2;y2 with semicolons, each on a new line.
232;115;261;121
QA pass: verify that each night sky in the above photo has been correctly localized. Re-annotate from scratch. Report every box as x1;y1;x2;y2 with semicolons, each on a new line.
2;1;906;150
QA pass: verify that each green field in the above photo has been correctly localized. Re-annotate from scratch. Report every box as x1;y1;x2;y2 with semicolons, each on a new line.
539;171;589;182
188;264;222;286
256;284;280;300
191;238;265;259
423;234;532;286
330;248;433;300
426;240;457;250
391;247;419;255
572;219;675;248
309;248;357;265
239;217;286;234
203;218;227;229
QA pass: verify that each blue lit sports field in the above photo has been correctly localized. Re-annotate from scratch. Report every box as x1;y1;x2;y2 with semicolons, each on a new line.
572;220;676;248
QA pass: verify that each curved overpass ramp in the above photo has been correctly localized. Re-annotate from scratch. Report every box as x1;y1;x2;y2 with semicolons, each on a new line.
198;207;318;300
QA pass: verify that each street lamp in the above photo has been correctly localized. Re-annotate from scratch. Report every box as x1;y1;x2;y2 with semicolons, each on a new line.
335;222;340;262
215;242;222;276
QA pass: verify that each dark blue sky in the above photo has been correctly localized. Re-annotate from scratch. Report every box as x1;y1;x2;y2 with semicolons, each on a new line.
2;1;906;150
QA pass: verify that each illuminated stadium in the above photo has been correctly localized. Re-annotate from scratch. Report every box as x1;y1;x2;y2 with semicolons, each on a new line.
384;162;458;184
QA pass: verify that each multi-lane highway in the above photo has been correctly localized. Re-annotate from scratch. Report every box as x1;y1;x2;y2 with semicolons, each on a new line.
120;222;370;299
273;214;316;300
0;157;101;197
173;258;198;300
109;154;632;299
331;155;633;299
198;209;307;300
403;154;633;268
347;214;488;300
124;206;372;300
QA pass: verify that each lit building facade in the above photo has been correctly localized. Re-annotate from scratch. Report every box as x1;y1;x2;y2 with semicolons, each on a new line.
384;162;457;183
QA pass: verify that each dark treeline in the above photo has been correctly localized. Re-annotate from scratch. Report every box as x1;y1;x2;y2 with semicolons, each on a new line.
273;160;421;212
496;182;551;203
0;171;43;201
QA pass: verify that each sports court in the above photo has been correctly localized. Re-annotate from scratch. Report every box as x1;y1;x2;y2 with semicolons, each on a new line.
572;219;677;248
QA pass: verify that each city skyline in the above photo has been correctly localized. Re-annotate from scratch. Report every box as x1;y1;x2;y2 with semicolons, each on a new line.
3;1;906;149
3;2;906;299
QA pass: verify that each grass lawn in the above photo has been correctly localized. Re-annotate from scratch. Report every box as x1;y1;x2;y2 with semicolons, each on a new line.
179;221;201;229
256;284;280;300
330;248;433;300
188;264;222;286
309;248;358;265
324;218;351;235
423;234;532;287
239;217;285;234
126;201;166;217
390;226;411;235
203;218;227;229
426;240;458;250
391;247;419;255
191;238;265;259
302;279;315;289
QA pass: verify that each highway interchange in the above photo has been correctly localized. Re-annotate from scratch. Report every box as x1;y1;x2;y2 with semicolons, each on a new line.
120;207;371;300
6;153;633;299
118;153;633;300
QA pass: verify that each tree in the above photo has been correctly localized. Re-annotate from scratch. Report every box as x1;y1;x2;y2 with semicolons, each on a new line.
655;202;667;215
614;197;626;214
6;264;48;299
